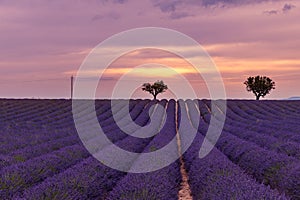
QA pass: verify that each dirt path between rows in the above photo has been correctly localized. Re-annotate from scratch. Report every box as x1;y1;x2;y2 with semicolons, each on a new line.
177;153;193;200
176;104;193;200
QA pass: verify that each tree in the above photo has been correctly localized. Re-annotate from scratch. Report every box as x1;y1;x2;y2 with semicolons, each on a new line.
142;80;168;100
244;75;275;100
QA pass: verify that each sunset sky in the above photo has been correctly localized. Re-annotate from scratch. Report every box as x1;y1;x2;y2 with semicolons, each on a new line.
0;0;299;99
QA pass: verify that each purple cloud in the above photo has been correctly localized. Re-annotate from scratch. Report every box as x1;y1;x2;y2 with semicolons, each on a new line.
282;3;295;12
99;0;128;4
200;0;282;7
152;0;285;13
169;12;192;19
263;3;296;15
263;10;279;15
152;0;181;12
112;0;128;3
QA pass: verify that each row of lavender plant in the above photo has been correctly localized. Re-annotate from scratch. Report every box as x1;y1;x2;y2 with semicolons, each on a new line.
16;133;153;200
245;101;294;120
216;101;300;144
204;100;300;159
0;125;75;155
1;101;112;155
98;100;148;130
239;100;300;121
71;100;135;136
228;100;300;132
0;100;148;199
200;100;300;157
0;100;73;129
0;99;90;154
0;99;132;157
224;101;289;134
0;99;143;155
75;100;144;131
0;101;114;161
0;144;90;199
223;123;300;160
0;100;56;119
236;101;300;142
0;99;117;134
112;100;166;153
16;100;167;199
106;100;182;200
0;135;79;170
17;157;124;200
191;100;300;199
0;99;116;130
189;149;288;200
180;100;289;199
58;100;149;160
78;100;150;149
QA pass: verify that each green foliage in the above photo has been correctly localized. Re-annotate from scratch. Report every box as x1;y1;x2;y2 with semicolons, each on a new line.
244;76;275;100
149;145;157;152
142;80;168;100
263;163;283;186
13;155;25;162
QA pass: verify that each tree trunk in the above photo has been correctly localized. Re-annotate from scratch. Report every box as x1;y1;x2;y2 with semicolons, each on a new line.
153;94;157;100
256;95;260;100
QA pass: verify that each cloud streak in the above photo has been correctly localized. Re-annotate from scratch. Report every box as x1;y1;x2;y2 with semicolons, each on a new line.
200;0;283;7
152;0;285;13
263;3;296;15
263;10;279;15
282;3;296;12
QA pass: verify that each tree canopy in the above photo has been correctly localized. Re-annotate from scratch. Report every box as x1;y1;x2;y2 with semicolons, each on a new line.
142;80;168;100
244;76;275;100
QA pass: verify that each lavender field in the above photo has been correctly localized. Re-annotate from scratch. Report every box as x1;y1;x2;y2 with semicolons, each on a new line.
0;99;299;199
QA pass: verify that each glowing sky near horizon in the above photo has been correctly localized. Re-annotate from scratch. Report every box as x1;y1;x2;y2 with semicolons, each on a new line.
0;0;299;99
